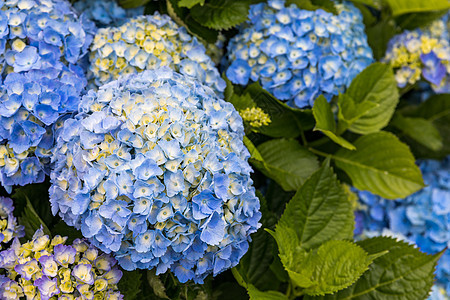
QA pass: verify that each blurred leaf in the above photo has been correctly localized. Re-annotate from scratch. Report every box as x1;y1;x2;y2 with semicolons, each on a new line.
118;0;150;9
366;19;396;60
191;0;251;30
385;0;450;16
247;284;289;300
19;197;51;240
344;63;399;134
396;9;448;30
313;95;356;150
147;270;170;299
178;0;205;8
307;237;443;299
391;113;443;151
277;163;354;251
347;0;379;8
247;138;319;191
401;94;450;159
285;0;337;14
334;131;424;199
12;182;52;226
118;270;143;300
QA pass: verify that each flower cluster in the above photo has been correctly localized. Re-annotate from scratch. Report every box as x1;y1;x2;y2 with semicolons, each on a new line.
224;0;373;108
88;13;225;95
384;15;450;93
74;0;144;28
0;0;94;77
240;107;271;127
354;158;450;296
0;228;123;300
0;66;87;191
49;68;261;283
0;197;23;248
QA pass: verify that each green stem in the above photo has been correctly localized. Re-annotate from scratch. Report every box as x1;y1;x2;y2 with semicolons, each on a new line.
299;129;308;146
308;147;333;158
308;137;329;148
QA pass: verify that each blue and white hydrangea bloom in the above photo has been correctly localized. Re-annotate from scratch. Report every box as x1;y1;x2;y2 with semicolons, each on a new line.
225;0;373;108
88;13;225;96
0;228;123;300
384;14;450;93
0;0;93;191
0;0;94;78
355;158;450;298
49;67;261;283
0;197;23;249
74;0;144;28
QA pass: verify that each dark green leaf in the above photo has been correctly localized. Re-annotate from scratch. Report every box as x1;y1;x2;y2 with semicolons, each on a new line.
118;270;142;300
366;20;396;60
334;131;424;199
337;93;378;134
285;0;337;14
277;163;354;251
313;95;356;150
307;237;443;299
344;63;399;134
19;197;51;240
391;113;443;151
250;139;319;191
190;0;251;30
395;10;448;30
385;0;450;16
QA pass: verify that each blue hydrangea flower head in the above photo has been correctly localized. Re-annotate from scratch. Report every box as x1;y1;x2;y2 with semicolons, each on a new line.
74;0;144;28
384;14;450;93
0;197;23;248
355;157;450;297
224;0;373;108
0;228;124;300
0;0;95;77
50;67;261;283
0;66;87;191
88;12;226;96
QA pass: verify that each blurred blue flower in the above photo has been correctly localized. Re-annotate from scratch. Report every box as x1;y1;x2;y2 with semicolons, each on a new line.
88;13;225;96
384;14;450;93
50;67;261;283
74;0;144;28
225;0;373;108
0;197;23;249
355;157;450;298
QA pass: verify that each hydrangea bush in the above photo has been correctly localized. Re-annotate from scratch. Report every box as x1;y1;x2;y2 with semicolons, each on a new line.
384;15;450;93
225;0;373;108
49;67;261;283
74;0;144;28
88;13;225;95
0;197;23;248
0;0;93;191
0;228;123;299
355;158;450;296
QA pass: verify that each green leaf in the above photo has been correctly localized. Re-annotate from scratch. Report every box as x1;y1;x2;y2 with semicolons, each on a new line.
337;93;379;134
347;0;379;8
252;139;320;191
19;197;51;240
285;0;337;14
395;10;449;30
391;113;443;151
244;83;315;137
277;163;354;250
385;0;450;16
313;95;356;150
307;237;442;300
178;0;204;8
293;241;376;296
366;21;396;61
334;131;424;199
247;284;289;300
147;270;169;299
118;0;149;9
344;63;399;134
118;270;142;300
12;183;52;226
190;0;251;30
401;94;450;159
